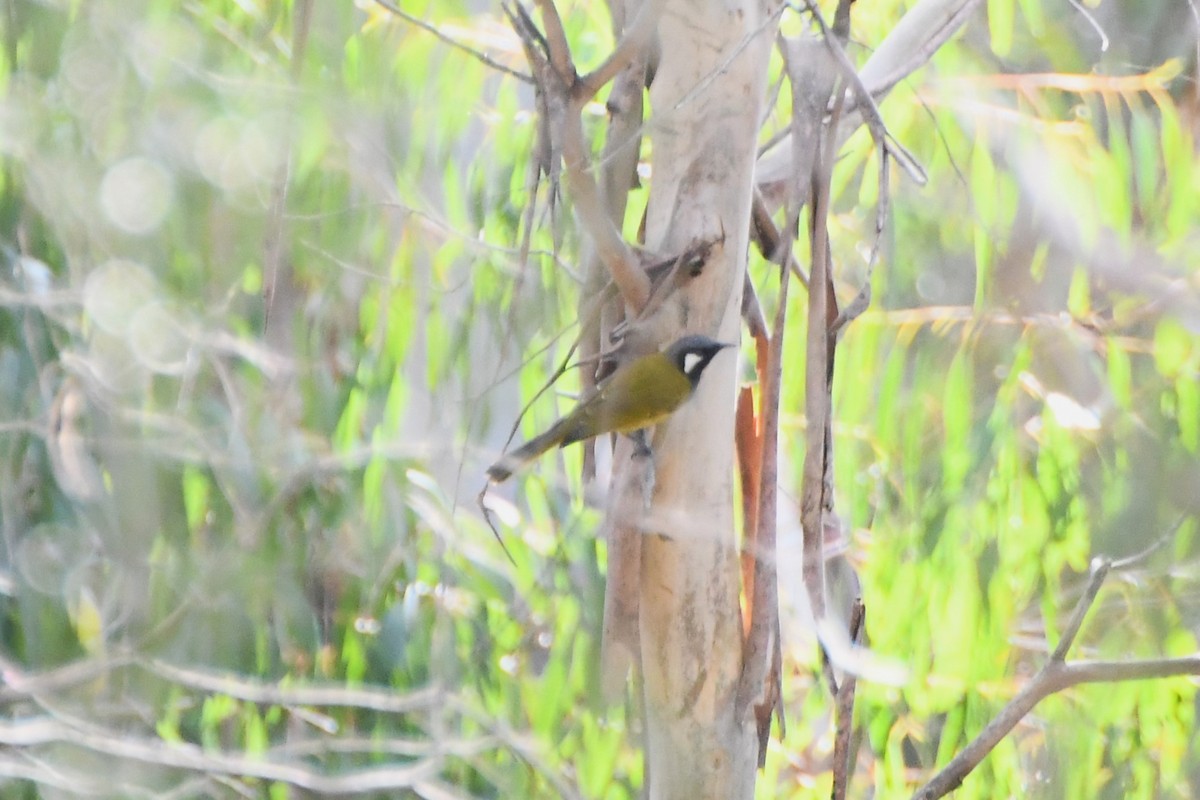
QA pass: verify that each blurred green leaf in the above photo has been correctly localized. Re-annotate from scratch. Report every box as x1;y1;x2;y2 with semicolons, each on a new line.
987;0;1015;57
1153;318;1194;378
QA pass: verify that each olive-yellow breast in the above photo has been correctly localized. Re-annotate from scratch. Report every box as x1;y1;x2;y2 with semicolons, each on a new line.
486;335;732;482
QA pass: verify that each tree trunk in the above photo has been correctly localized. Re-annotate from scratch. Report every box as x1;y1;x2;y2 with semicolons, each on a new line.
628;2;780;797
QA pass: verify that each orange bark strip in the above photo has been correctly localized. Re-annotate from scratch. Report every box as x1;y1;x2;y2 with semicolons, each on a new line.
735;384;763;632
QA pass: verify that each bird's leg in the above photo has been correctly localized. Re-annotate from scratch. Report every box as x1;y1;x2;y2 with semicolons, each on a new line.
631;428;653;459
630;428;656;509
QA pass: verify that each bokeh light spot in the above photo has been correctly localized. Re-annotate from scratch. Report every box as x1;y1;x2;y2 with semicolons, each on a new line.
100;156;174;234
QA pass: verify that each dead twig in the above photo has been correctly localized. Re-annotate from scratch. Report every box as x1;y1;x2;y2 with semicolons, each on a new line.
796;47;842;629
751;189;811;289
741;271;769;344
831;599;865;800
477;311;594;564
1049;558;1109;663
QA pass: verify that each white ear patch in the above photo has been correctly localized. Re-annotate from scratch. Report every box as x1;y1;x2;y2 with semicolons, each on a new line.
683;352;703;375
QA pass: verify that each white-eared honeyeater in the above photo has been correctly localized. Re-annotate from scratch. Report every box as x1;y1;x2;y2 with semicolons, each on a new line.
487;334;732;482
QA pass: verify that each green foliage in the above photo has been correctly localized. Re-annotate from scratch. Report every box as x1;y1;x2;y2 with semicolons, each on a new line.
805;3;1199;798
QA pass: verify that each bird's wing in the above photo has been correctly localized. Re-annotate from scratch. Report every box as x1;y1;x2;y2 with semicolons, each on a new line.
559;355;691;445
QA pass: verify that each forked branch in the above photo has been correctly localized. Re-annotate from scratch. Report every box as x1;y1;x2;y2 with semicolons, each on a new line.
913;557;1200;800
505;0;651;313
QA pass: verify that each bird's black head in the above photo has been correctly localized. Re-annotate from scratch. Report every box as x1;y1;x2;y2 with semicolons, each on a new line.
664;334;734;390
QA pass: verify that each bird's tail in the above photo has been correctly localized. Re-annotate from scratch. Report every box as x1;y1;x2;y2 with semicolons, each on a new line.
486;422;569;483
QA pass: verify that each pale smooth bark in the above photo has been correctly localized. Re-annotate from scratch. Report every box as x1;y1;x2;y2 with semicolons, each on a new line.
630;1;780;797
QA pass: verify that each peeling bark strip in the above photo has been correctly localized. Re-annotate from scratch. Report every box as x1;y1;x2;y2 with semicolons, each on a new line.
735;159;791;763
735;386;762;625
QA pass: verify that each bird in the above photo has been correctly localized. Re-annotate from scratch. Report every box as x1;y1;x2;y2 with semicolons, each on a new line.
487;334;733;483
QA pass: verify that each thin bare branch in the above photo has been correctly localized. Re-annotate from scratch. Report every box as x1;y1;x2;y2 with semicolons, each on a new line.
1066;0;1109;52
0;713;441;794
1111;514;1186;570
480;297;611;558
791;36;840;624
506;1;651;312
1050;558;1110;663
796;0;927;186
912;654;1200;800
578;0;668;97
143;659;445;713
0;755;114;795
856;0;983;99
374;0;532;83
751;189;810;288
531;0;574;80
560;103;650;311
479;484;519;565
0;653;136;703
913;545;1200;800
757;0;980;209
831;599;865;800
1;653;583;797
832;137;887;336
741;271;768;341
580;38;649;481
